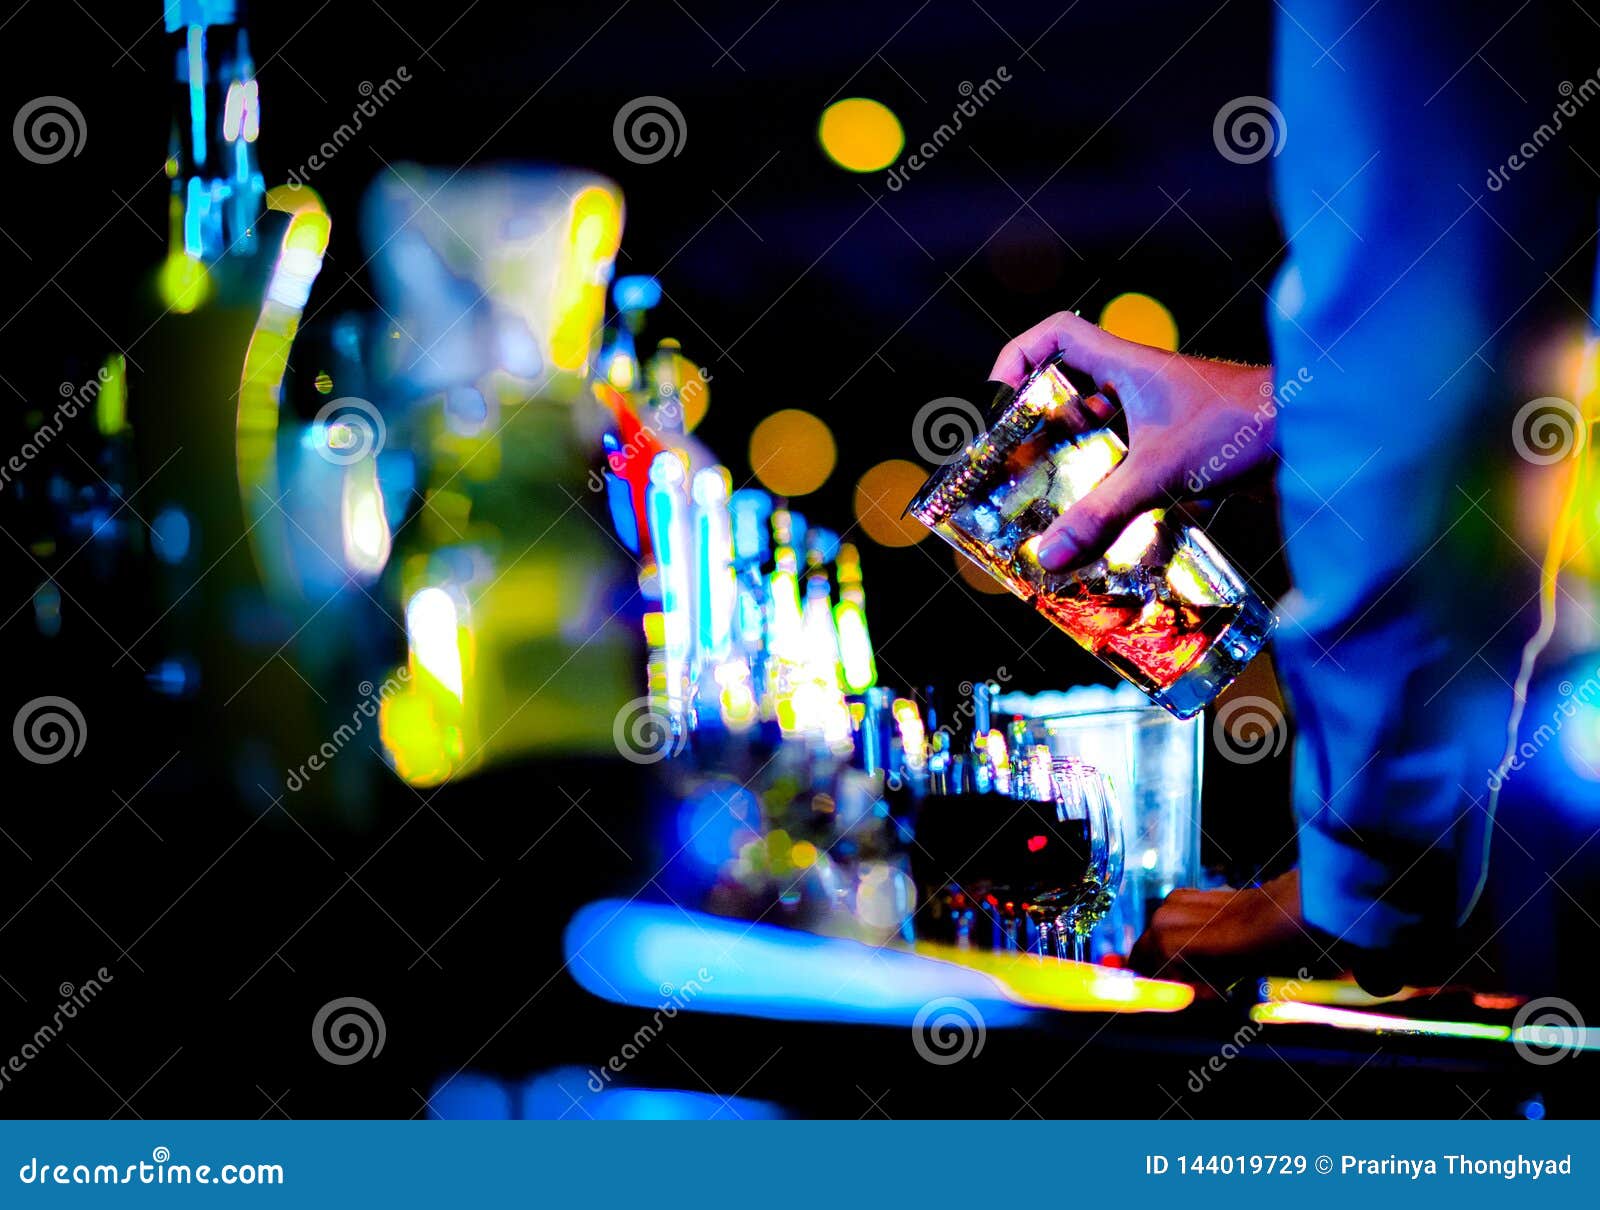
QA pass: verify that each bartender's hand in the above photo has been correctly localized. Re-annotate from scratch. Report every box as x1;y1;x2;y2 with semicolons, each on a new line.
1128;870;1329;988
990;311;1276;571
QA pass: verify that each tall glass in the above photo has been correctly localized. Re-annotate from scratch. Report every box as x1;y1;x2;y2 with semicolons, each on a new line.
1030;705;1202;957
1045;758;1124;961
907;359;1276;718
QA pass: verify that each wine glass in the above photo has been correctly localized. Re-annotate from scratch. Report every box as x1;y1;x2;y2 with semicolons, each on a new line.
1045;757;1125;961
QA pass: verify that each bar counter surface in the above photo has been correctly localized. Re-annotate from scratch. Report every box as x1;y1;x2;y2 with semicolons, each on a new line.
421;898;1590;1122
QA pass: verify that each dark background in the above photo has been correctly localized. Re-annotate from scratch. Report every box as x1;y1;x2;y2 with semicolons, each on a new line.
15;0;1568;1120
0;0;1290;682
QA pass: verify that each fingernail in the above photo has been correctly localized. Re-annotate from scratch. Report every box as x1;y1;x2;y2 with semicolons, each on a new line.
987;379;1019;416
1037;533;1078;571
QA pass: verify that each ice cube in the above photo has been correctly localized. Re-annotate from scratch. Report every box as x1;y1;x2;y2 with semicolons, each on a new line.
993;459;1054;521
1051;431;1124;508
1166;544;1227;606
968;502;1002;541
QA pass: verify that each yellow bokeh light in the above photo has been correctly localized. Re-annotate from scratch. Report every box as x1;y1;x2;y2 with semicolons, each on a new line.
157;250;211;314
1100;292;1178;351
954;549;1008;594
818;98;904;173
284;208;332;256
670;352;711;432
749;409;837;497
551;185;624;373
852;459;930;547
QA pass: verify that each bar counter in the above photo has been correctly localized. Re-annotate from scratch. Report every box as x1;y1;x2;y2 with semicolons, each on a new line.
419;896;1594;1121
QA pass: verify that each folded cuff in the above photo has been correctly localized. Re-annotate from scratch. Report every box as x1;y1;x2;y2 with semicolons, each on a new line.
1297;822;1426;951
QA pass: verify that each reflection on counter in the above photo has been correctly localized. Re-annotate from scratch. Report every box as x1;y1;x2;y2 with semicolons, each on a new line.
564;899;1192;1024
427;1068;784;1121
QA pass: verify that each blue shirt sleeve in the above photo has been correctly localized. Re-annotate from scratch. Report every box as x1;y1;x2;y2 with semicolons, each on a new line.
1268;1;1590;948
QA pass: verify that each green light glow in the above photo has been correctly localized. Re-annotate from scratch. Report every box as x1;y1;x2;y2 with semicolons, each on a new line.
157;250;211;314
96;354;126;436
1250;1000;1511;1042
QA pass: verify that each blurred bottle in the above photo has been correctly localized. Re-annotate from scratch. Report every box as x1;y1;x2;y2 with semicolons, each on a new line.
133;2;370;809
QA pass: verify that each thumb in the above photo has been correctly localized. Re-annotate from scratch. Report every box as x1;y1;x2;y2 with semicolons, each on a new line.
1035;459;1158;572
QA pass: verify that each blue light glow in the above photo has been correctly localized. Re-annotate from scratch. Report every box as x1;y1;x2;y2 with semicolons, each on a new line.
692;468;735;661
187;25;207;168
184;177;207;259
729;490;771;563
647;453;693;714
152;506;192;563
426;1068;785;1120
613;275;662;313
564;899;1035;1027
604;470;640;553
145;658;196;697
588;1089;782;1121
164;0;237;33
425;1073;515;1120
676;779;759;870
522;1069;782;1121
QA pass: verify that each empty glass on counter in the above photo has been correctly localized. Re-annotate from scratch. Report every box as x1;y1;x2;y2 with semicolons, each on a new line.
908;743;1123;963
1042;758;1124;961
1023;699;1203;958
907;359;1276;718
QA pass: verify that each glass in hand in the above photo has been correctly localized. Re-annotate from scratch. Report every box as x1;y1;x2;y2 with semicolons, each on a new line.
907;360;1276;718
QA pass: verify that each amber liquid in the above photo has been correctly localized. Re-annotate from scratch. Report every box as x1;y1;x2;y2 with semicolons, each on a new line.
913;362;1274;716
1031;583;1240;693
